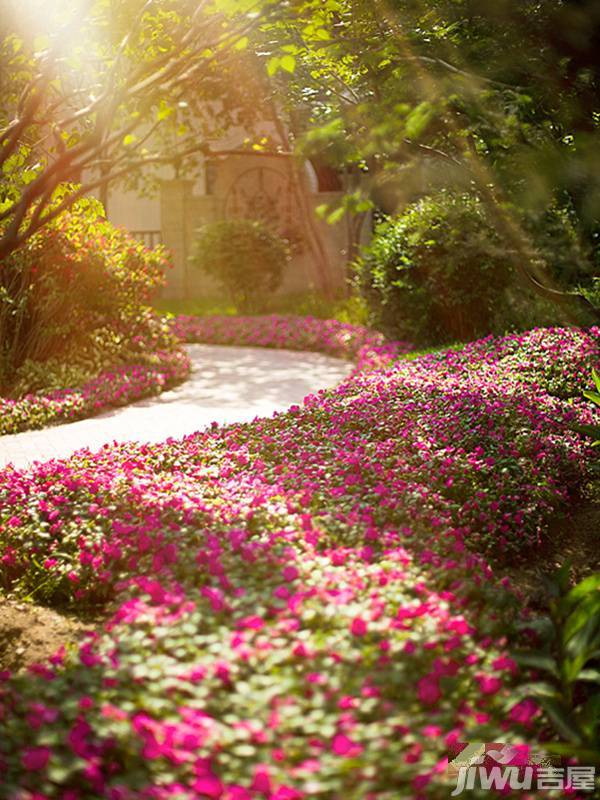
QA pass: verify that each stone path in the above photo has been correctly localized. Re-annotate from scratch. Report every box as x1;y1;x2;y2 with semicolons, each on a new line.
0;344;352;470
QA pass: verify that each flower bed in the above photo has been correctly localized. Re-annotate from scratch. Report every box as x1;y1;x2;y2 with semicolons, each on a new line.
0;315;408;437
0;349;191;436
0;322;598;798
170;313;413;371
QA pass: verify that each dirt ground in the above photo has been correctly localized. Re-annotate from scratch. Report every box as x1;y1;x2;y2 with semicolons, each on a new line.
0;597;100;673
503;500;600;607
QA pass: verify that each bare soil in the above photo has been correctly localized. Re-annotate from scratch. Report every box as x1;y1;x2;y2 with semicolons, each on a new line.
0;597;101;673
504;500;600;607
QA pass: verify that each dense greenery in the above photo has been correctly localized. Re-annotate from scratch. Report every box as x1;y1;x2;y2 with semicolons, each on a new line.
190;220;291;313
0;195;176;395
260;0;600;320
0;195;191;435
514;565;600;767
354;192;510;344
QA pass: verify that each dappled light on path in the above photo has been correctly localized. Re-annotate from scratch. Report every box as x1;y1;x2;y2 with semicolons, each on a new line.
0;344;351;469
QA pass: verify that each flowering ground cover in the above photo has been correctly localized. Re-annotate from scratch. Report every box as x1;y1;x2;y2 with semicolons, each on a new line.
0;350;192;436
0;321;598;798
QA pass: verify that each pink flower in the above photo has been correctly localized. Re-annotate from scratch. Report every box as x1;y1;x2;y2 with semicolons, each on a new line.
332;733;363;757
251;765;272;793
272;788;304;800
405;743;423;763
193;775;223;797
22;746;51;771
509;699;538;725
446;616;472;635
476;673;503;695
238;615;264;631
492;655;517;674
282;565;299;582
417;676;441;705
350;617;368;636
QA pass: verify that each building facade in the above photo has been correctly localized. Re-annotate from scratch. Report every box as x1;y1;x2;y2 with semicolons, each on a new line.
105;148;369;299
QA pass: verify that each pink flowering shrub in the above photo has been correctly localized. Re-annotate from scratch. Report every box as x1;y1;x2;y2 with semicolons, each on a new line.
0;323;598;797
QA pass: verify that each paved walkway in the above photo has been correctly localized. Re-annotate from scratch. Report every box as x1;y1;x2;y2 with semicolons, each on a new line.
0;344;351;470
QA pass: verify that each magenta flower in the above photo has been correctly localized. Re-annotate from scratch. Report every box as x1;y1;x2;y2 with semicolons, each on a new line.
417;676;441;705
332;733;363;757
350;616;368;636
22;746;51;771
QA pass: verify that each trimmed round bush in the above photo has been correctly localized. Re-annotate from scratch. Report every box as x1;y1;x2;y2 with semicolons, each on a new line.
354;191;511;345
190;219;290;313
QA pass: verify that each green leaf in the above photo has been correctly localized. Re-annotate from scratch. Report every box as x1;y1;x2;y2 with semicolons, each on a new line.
563;597;600;642
536;697;582;744
513;651;560;678
564;604;600;658
234;36;249;51
564;574;600;605
561;653;589;684
267;56;280;77
512;681;561;700
544;742;600;764
327;206;346;225
579;692;600;741
516;615;556;641
404;101;434;139
577;668;600;683
280;55;296;74
583;390;600;406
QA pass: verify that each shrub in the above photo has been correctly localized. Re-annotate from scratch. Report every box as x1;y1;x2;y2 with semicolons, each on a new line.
0;195;170;394
523;202;595;290
0;349;191;436
190;219;290;313
354;191;512;345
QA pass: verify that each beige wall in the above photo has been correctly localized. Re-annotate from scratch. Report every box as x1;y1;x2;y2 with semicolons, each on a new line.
106;153;371;300
159;158;365;300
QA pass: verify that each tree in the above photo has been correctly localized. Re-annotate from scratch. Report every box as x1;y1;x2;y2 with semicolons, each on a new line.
259;0;600;318
0;0;277;262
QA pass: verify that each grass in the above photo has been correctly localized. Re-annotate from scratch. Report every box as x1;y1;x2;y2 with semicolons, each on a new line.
154;292;370;325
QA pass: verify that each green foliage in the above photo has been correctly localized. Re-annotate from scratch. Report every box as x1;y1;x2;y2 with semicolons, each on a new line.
354;191;511;345
190;219;290;313
155;290;370;325
573;369;600;448
262;0;600;305
0;194;171;394
582;278;600;314
514;565;600;766
523;203;595;289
